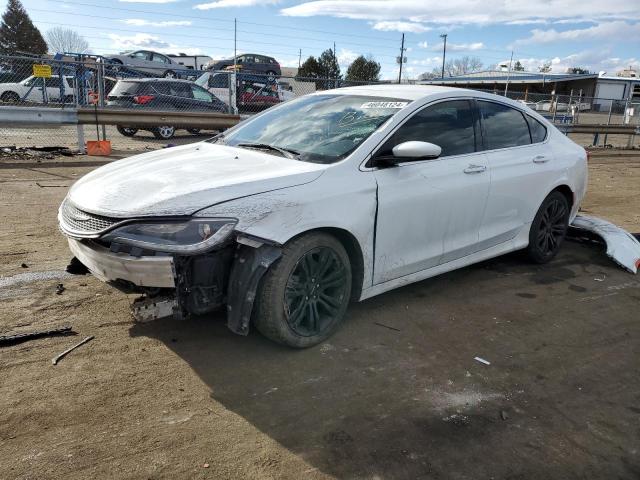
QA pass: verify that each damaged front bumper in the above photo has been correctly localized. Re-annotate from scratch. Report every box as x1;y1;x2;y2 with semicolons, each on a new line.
66;235;282;335
68;238;176;288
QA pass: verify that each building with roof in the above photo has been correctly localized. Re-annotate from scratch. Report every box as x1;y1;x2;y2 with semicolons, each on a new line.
419;70;640;112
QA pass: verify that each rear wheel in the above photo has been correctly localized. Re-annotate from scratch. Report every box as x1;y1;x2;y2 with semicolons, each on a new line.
527;191;570;263
117;126;138;137
1;91;20;103
163;70;176;78
254;232;352;348
152;125;175;139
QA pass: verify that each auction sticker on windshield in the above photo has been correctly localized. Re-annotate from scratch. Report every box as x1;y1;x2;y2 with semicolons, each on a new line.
360;101;409;109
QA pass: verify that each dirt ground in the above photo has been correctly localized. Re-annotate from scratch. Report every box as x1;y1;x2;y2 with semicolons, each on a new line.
0;152;639;480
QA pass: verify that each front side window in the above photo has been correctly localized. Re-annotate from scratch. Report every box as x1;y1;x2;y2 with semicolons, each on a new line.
378;100;478;158
214;94;410;164
44;77;62;88
209;74;228;88
132;51;150;60
152;54;169;64
479;101;531;150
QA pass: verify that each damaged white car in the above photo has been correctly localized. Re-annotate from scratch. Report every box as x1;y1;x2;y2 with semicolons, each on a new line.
59;86;588;348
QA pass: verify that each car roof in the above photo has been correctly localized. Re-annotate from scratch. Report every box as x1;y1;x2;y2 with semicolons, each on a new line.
117;78;191;84
316;84;538;111
317;84;471;101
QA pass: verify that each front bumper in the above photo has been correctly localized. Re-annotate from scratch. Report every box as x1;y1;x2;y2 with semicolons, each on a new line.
68;238;175;288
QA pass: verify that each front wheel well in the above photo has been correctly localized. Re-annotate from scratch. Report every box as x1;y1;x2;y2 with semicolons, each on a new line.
288;227;365;302
550;185;574;211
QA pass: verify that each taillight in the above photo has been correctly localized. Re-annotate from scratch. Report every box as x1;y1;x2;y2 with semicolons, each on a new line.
133;95;155;104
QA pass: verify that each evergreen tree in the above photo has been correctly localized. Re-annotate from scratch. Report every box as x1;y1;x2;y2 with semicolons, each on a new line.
346;55;381;83
0;0;47;55
296;56;322;80
513;60;525;71
318;48;341;88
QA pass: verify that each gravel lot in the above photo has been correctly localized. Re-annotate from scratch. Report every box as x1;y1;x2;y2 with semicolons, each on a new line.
0;152;639;479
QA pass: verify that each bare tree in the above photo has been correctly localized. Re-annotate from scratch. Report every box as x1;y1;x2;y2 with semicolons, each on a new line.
45;27;89;54
538;62;552;73
425;55;483;78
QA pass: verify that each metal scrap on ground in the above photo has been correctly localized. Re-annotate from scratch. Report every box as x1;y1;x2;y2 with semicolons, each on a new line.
51;335;94;365
0;325;73;347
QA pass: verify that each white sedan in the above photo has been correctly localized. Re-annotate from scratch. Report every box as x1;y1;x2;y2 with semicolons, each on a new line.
59;85;588;348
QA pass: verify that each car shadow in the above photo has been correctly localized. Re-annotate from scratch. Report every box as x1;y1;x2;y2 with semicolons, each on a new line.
129;240;629;479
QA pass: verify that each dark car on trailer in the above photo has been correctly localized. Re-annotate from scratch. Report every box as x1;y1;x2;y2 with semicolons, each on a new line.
107;78;228;139
207;54;281;78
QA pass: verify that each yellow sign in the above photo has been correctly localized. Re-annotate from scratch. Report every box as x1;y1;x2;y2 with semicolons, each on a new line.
32;64;52;78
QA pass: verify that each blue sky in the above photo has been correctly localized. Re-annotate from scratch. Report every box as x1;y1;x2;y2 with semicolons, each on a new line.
13;0;640;79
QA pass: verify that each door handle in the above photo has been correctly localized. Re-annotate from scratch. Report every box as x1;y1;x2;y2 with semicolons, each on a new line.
463;164;487;174
533;155;549;164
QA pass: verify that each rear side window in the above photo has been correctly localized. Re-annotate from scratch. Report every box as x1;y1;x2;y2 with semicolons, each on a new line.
381;100;478;158
169;83;193;98
479;101;531;149
109;81;142;96
526;115;547;143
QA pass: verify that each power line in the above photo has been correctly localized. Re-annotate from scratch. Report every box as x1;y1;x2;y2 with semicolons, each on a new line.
47;0;400;43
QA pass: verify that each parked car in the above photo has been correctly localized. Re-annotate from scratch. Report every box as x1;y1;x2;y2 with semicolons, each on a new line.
0;75;76;103
207;54;281;77
195;71;281;111
59;86;587;348
105;50;183;78
106;78;227;139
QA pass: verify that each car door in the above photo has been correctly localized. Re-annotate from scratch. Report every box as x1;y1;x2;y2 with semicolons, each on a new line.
44;76;62;101
372;99;490;284
22;76;46;102
128;51;152;71
477;100;555;248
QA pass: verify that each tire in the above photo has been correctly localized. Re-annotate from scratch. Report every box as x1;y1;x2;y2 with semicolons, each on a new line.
1;91;20;103
152;125;175;139
110;59;122;72
63;95;74;104
117;126;138;137
187;128;201;135
254;232;352;348
163;70;176;78
265;70;277;81
527;191;570;264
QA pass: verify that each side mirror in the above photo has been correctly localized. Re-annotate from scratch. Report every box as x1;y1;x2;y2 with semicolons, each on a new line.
392;141;441;160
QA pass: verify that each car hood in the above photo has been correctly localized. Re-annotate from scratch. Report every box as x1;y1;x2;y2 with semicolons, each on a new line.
67;142;326;217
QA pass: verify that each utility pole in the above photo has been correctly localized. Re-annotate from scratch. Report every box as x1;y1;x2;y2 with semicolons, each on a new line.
298;48;301;68
504;50;514;96
440;33;448;80
397;33;405;84
233;18;237;68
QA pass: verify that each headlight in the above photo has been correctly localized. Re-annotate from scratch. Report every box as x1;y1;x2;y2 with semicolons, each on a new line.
102;218;237;254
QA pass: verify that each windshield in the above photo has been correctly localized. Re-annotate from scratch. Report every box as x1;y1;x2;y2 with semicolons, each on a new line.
212;94;410;164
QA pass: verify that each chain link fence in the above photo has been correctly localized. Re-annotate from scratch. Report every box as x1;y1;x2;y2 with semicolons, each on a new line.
1;54;639;153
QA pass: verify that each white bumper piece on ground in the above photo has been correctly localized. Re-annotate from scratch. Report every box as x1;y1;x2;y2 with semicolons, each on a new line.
571;214;640;274
68;238;176;287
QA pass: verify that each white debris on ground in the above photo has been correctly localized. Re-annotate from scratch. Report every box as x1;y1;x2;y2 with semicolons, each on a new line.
571;214;640;274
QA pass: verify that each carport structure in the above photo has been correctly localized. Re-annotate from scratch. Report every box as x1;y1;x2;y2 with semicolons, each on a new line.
419;70;599;99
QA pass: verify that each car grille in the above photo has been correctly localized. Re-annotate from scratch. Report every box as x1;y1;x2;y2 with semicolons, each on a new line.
60;200;124;237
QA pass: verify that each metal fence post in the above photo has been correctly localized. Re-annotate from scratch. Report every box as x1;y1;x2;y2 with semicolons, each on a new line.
74;77;86;154
96;61;106;140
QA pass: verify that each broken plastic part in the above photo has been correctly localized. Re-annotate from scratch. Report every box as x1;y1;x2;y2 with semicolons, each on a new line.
131;295;181;322
226;244;282;335
571;214;640;274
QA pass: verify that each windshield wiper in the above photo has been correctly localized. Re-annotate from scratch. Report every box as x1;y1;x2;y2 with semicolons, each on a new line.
236;142;300;159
